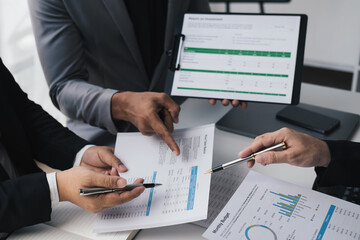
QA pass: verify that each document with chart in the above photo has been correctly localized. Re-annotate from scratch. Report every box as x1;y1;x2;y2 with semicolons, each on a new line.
167;13;307;104
193;160;248;228
93;124;214;233
203;170;360;240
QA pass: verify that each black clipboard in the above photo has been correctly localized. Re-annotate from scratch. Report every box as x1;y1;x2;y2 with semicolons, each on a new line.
166;13;307;105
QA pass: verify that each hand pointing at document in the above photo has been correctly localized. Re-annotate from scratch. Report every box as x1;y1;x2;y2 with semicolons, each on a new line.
111;92;181;155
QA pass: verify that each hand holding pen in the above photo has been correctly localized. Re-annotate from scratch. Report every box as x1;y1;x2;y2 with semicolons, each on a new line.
206;142;286;174
80;183;162;196
239;128;331;169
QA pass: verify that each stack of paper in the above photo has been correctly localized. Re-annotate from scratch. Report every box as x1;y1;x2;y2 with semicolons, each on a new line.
204;170;360;240
9;202;137;240
94;124;215;233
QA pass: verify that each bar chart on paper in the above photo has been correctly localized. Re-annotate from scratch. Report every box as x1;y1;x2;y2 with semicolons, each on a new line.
203;171;360;240
94;125;214;233
270;191;310;218
97;166;199;219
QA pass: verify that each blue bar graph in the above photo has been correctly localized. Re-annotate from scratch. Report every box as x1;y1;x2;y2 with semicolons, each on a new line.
187;166;198;210
146;171;157;216
270;191;301;217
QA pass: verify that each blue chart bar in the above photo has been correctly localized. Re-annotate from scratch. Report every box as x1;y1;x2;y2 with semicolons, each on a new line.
270;191;301;217
146;171;157;216
316;205;335;240
187;166;198;210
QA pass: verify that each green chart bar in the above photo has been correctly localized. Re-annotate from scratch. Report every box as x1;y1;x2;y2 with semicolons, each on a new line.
184;47;291;58
271;191;301;217
181;68;288;78
177;87;286;97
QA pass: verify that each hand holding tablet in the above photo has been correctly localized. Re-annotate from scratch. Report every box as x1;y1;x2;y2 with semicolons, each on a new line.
166;13;307;106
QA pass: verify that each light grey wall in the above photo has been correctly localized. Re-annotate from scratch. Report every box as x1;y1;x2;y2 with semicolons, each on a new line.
0;0;66;124
210;0;360;92
2;0;359;99
0;0;3;57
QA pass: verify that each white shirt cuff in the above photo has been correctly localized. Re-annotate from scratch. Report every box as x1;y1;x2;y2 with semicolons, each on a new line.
73;144;95;167
46;144;94;208
46;172;59;208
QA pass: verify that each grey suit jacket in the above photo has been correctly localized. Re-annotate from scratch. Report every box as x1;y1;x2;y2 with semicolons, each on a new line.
28;0;210;145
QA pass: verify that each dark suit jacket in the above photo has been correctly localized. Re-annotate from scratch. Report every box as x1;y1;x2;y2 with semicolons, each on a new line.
28;0;210;145
314;140;360;188
0;59;88;232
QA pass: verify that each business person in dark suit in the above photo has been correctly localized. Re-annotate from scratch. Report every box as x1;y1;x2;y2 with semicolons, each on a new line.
239;128;360;188
0;58;145;233
28;0;246;154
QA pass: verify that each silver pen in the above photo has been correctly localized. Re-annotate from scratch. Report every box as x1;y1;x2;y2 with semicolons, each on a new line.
79;183;162;196
205;142;287;174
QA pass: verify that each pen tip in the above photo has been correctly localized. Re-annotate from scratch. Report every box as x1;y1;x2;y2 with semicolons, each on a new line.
204;170;212;174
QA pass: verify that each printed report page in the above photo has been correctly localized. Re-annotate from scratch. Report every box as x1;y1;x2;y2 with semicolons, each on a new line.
203;171;360;240
94;124;214;233
171;14;301;104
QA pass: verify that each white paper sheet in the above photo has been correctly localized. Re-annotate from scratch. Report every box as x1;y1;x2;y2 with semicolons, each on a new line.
94;124;214;233
171;13;301;104
9;199;137;240
8;224;91;240
204;170;360;240
193;164;247;228
49;202;137;239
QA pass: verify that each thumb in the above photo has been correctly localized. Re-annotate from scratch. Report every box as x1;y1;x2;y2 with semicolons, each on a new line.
92;173;127;188
101;148;128;173
255;154;267;166
255;152;280;166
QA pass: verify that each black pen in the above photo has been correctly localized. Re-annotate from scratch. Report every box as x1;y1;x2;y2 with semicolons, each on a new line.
79;183;162;196
205;142;287;174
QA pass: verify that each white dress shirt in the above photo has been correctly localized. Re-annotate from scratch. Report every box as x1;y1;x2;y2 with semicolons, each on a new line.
45;145;94;208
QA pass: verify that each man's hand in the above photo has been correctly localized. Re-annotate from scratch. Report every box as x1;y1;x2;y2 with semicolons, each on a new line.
238;128;331;169
80;146;127;173
111;92;181;155
208;99;247;108
56;167;145;213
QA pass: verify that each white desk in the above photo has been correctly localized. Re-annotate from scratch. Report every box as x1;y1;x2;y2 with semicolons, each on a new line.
135;83;360;240
11;84;360;240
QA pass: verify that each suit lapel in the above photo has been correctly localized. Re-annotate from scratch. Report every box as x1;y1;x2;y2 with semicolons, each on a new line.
164;0;190;51
148;0;190;90
102;0;148;83
102;0;191;89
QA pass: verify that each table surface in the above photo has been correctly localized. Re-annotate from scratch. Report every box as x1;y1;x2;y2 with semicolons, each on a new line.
16;83;360;240
135;83;360;240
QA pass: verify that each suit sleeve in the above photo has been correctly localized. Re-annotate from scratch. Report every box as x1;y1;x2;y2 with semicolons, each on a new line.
1;58;88;171
0;58;88;232
28;0;119;134
21;94;88;170
0;173;51;232
314;140;360;188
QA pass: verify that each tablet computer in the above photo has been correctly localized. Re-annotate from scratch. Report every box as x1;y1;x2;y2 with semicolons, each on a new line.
166;13;307;105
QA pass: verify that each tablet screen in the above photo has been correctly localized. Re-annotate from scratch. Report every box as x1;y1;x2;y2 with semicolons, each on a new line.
168;13;306;104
